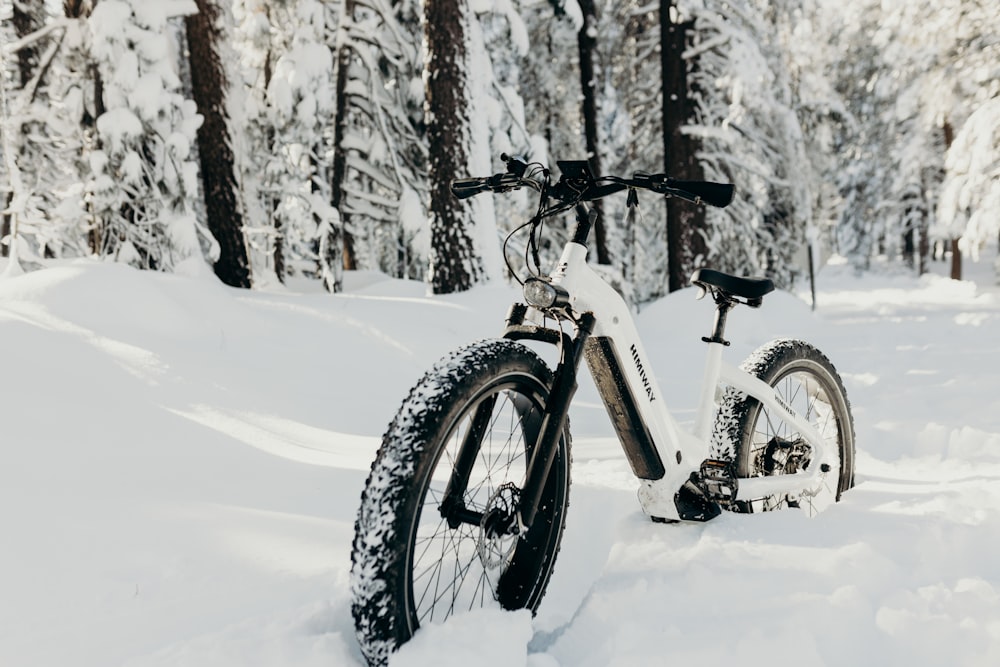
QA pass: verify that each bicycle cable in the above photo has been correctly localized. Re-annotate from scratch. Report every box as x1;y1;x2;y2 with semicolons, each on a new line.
502;161;550;284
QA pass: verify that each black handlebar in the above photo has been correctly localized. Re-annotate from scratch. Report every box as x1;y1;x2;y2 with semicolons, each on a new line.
449;155;734;209
632;172;735;208
450;177;492;199
451;173;544;199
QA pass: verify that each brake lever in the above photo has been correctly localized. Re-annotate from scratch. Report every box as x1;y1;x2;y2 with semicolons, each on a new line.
501;153;529;177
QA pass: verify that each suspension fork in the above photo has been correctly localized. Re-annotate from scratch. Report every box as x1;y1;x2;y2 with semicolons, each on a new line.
438;309;594;534
515;312;593;530
440;392;500;529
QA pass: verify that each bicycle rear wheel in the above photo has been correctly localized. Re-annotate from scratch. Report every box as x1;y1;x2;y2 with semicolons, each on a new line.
351;339;570;665
714;339;855;515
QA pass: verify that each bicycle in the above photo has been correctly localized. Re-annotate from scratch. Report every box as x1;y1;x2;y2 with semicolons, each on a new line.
350;154;855;665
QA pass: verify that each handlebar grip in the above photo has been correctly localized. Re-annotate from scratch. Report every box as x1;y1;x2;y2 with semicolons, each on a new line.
450;178;490;199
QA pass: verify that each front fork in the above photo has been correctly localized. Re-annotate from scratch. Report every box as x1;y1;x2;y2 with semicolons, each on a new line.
439;306;593;536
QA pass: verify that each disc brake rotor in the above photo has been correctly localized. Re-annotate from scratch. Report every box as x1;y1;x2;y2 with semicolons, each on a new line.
477;482;520;569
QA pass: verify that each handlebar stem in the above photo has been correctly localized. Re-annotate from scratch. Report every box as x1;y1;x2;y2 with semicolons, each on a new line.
570;204;597;246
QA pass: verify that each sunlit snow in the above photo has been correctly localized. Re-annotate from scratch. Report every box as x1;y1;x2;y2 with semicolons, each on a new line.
2;247;999;666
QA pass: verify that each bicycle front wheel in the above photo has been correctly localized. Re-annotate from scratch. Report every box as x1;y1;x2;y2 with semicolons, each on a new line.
714;339;855;516
351;339;570;666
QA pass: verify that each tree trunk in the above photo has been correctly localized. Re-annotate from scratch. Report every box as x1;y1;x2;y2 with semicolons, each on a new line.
661;0;706;293
576;0;609;265
950;238;962;281
424;0;483;294
918;224;929;275
259;41;286;283
943;119;961;281
185;0;252;288
12;1;45;87
2;0;46;258
313;149;341;292
87;63;105;255
331;0;356;275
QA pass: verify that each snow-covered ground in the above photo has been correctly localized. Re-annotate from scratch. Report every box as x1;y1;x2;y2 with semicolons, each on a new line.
2;248;999;667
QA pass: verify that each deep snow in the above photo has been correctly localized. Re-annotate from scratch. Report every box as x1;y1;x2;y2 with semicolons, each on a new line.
2;248;1000;667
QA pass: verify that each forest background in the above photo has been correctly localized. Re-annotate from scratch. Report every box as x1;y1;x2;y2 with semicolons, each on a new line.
1;0;998;301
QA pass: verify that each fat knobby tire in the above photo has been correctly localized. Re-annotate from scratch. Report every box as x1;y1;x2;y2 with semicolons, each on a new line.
350;338;571;666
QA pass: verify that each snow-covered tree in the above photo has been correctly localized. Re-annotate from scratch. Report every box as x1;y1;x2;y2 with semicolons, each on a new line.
231;0;288;281
1;0;94;266
232;0;338;288
678;0;814;289
472;1;558;281
660;1;710;293
423;0;484;293
829;0;999;277
925;0;1000;278
85;0;208;271
1;0;45;265
772;1;848;274
185;0;252;287
574;0;610;264
331;0;429;286
595;1;668;301
939;97;1000;275
514;2;581;274
522;1;582;167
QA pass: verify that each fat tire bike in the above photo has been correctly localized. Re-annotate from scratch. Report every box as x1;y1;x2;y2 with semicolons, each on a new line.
350;155;855;665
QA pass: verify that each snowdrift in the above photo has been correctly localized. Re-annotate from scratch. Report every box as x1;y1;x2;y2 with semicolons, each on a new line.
2;256;999;666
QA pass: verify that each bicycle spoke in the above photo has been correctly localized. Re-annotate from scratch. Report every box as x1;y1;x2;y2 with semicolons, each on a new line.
408;378;548;626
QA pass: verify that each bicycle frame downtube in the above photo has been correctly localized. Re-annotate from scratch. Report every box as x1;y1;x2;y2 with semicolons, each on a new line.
549;241;701;521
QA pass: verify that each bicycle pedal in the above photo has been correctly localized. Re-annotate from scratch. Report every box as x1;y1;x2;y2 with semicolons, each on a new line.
674;478;722;522
696;459;738;505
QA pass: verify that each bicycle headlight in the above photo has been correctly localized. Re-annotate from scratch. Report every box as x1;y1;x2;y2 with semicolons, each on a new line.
523;278;570;310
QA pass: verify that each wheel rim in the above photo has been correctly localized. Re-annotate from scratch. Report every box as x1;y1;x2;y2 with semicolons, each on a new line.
744;361;846;516
405;377;548;629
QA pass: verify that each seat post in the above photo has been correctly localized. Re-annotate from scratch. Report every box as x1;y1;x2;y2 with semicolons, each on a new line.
693;292;734;442
702;291;736;346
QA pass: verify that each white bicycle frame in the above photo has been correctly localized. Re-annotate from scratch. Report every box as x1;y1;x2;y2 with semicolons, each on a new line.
543;238;834;522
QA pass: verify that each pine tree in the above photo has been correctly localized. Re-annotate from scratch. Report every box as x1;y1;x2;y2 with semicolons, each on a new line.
662;0;707;293
829;0;999;277
423;0;485;293
471;2;545;282
231;0;339;288
186;0;252;287
1;0;93;264
268;0;336;289
331;0;429;287
60;0;105;258
677;0;813;289
231;0;292;283
485;0;586;280
85;0;208;271
939;98;1000;271
928;0;1000;278
575;0;609;265
2;0;47;262
595;1;666;302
